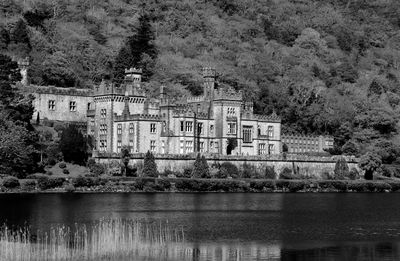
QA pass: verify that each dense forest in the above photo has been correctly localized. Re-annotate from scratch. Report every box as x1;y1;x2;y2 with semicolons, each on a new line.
2;0;400;163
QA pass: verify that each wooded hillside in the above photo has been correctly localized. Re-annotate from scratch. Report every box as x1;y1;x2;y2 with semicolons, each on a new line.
2;0;400;160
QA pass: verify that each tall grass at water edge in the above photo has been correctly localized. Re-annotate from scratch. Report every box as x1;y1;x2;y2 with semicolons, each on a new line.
0;219;185;261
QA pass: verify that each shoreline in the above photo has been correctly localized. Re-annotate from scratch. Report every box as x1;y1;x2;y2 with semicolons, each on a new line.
1;177;400;193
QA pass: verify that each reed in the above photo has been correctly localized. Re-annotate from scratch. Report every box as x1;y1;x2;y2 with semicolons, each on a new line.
0;219;185;261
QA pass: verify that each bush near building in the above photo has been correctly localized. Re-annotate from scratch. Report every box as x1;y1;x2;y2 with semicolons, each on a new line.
334;157;349;179
2;177;20;188
142;151;158;177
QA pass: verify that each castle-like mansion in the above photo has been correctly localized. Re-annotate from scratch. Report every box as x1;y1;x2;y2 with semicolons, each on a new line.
24;67;284;156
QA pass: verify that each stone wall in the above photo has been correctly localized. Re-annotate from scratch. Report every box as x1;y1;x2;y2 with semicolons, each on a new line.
94;153;359;179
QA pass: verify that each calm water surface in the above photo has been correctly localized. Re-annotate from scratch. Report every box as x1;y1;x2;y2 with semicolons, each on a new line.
1;193;400;260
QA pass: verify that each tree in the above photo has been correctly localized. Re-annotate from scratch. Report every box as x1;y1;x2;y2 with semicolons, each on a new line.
191;153;210;178
0;27;9;50
113;13;157;82
142;151;158;177
9;19;31;57
120;145;131;176
59;125;88;165
0;117;38;178
358;152;382;180
334;157;349;179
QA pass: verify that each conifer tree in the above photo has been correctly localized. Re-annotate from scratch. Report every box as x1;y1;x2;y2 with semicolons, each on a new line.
10;19;31;56
191;153;202;178
200;155;210;178
59;125;88;165
334;156;349;179
113;13;157;83
142;151;158;177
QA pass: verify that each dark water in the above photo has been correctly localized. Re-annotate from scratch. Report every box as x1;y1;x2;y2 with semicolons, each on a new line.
1;193;400;260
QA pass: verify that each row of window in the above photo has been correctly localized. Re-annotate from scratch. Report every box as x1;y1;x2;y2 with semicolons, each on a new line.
116;123;156;135
258;144;275;155
285;139;318;145
48;100;77;112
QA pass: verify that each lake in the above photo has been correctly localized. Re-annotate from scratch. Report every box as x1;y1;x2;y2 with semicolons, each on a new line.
1;193;400;260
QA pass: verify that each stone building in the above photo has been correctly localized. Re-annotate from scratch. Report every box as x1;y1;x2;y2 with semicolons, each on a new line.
281;134;334;153
23;67;282;156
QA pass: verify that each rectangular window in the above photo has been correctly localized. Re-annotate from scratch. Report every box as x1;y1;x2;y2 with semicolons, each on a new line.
185;121;193;132
100;124;107;135
48;100;55;110
161;140;165;154
180;140;184;154
100;140;107;151
117;124;122;135
185;141;193;153
180;121;184;132
150;123;156;133
228;122;236;134
197;122;203;135
210;141;214;149
87;103;91;110
100;109;107;118
129;123;134;134
210;125;214;135
243;126;252;143
268;126;274;138
129;140;134;152
199;142;205;153
117;140;122;153
227;107;236;115
69;101;76;112
268;144;274;154
150;140;156;152
90;118;95;126
258;143;266;155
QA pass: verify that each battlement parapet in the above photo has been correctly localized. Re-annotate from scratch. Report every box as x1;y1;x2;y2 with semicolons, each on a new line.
94;152;358;163
114;113;162;122
241;113;281;123
125;68;142;74
187;96;205;103
202;67;216;78
214;87;242;101
24;85;93;97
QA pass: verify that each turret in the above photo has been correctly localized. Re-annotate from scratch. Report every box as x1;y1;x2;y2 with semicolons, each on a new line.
124;68;142;83
202;67;216;99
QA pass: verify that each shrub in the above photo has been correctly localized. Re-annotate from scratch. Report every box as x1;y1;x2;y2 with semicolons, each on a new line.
58;162;67;169
249;180;275;191
22;180;36;190
275;180;290;190
381;165;393;178
87;158;96;169
46;170;53;176
331;181;347;192
109;167;122;176
72;176;100;187
65;184;75;193
288;181;306;192
191;154;210;178
347;181;367;192
367;182;391;192
279;167;294;179
265;166;277;179
63;169;70;174
2;177;20;188
90;163;105;176
358;152;382;180
386;181;400;192
37;177;65;190
218;162;239;179
241;163;256;178
142;151;158;177
334;157;349;179
349;168;360;180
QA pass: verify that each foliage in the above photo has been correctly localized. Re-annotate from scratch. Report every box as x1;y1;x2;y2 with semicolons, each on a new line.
334;157;349;179
120;146;131;176
218;162;239;179
265;166;277;179
58;162;66;169
89;163;105;176
279;167;295;179
2;177;20;188
37;176;65;190
349;167;360;180
113;13;157;83
63;169;69;175
59;125;88;165
191;154;210;178
358;152;382;180
142;151;158;177
72;175;100;188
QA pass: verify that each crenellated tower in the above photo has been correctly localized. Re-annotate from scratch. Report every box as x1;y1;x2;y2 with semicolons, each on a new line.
202;67;216;99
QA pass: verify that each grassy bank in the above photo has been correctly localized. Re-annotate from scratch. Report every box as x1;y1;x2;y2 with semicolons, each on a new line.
1;176;400;193
0;219;184;261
